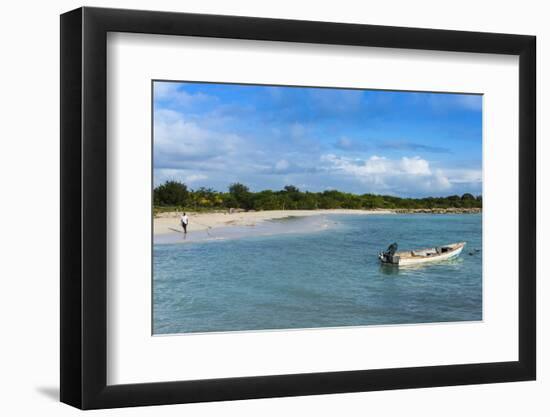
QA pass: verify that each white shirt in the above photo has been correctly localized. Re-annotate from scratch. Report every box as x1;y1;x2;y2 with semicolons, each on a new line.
180;215;189;225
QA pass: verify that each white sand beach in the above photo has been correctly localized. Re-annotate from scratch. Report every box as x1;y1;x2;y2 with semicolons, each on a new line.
154;209;393;236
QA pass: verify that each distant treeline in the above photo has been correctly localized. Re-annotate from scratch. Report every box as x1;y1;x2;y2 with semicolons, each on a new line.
153;180;482;211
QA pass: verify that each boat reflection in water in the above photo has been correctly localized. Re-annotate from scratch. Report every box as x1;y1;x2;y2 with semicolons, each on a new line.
378;255;466;276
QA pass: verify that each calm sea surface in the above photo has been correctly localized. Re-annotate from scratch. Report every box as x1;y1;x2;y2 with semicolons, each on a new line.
153;213;482;334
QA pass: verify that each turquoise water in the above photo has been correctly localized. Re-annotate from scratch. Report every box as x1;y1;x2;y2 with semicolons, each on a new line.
153;214;482;334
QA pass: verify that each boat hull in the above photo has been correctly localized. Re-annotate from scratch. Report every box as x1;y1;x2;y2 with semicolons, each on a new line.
380;242;465;266
397;245;463;266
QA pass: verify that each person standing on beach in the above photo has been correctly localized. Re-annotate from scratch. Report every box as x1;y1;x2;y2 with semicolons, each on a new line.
180;212;189;234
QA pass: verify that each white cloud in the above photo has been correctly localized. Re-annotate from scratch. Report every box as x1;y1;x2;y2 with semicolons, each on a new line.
441;168;482;184
154;109;243;166
400;156;431;175
320;154;452;193
431;169;452;189
275;159;290;172
153;108;289;189
186;174;208;183
153;169;209;186
321;154;432;176
154;82;179;99
154;82;215;107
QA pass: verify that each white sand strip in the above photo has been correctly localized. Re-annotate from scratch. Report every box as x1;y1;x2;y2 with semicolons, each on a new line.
154;209;393;236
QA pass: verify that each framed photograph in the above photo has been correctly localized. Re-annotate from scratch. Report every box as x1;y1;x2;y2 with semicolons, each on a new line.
60;7;536;409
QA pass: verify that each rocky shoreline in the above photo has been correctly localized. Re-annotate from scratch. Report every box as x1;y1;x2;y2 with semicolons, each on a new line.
154;207;481;220
392;207;481;214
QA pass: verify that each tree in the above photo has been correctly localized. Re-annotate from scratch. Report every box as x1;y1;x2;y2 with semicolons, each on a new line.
222;194;239;209
228;183;252;209
153;181;189;206
152;180;482;211
253;190;281;210
192;187;218;208
283;185;300;194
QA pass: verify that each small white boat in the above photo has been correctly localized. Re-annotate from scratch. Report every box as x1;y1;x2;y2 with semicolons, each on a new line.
378;242;466;266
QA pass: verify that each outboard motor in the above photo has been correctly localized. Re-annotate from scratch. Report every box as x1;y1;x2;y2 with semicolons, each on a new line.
379;242;398;264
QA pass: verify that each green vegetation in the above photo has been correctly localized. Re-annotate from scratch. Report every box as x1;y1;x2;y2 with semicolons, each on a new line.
153;180;482;212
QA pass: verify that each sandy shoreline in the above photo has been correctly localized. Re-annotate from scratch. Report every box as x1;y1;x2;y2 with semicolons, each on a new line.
154;209;393;236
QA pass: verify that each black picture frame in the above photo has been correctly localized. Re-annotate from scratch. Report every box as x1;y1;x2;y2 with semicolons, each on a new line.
60;6;536;410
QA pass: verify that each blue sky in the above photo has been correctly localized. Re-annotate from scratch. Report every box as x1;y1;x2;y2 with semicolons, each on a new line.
153;81;482;197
